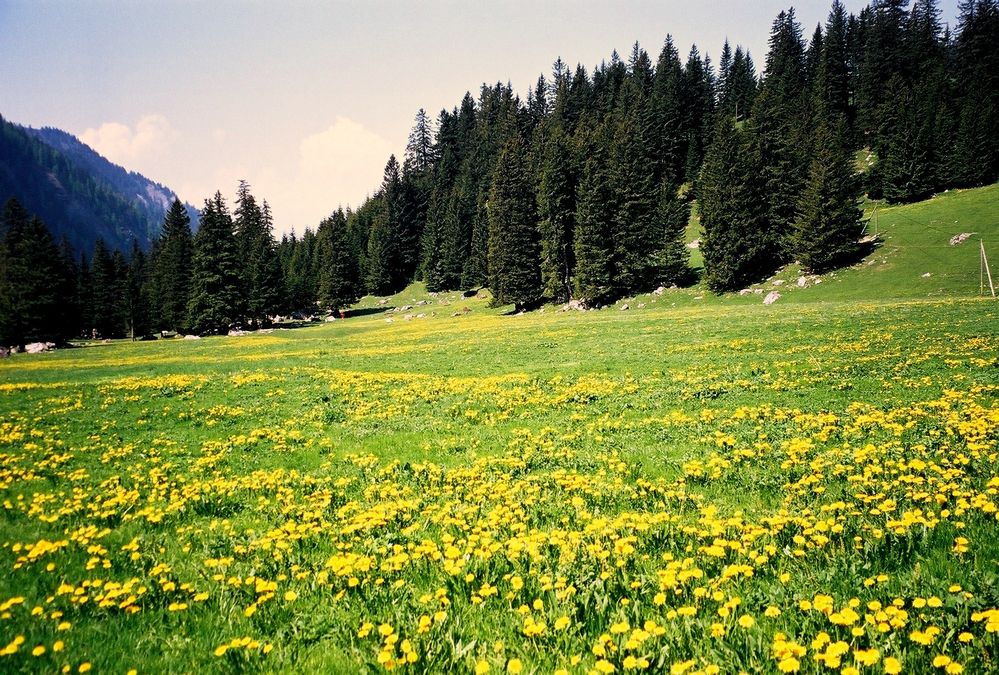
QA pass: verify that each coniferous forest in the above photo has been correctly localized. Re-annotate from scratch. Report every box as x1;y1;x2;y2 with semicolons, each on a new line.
2;0;998;349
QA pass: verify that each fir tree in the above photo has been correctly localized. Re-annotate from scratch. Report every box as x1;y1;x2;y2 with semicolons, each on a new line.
90;239;126;339
751;7;809;260
611;108;660;294
0;199;64;348
317;209;361;312
537;126;578;303
154;199;194;333
699;118;771;292
366;156;405;294
486;136;540;310
57;238;82;339
792;113;864;272
573;128;617;304
126;240;151;339
234;182;282;326
187;192;241;334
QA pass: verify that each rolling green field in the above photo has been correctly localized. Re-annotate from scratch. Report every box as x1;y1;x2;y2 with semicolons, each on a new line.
1;185;998;674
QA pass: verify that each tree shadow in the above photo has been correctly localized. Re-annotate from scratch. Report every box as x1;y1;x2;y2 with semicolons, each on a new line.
344;306;395;318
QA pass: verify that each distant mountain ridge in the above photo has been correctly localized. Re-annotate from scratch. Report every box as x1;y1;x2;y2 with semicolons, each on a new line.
0;114;198;256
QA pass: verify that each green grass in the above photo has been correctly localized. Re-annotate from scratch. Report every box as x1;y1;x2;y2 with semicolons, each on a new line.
0;184;997;674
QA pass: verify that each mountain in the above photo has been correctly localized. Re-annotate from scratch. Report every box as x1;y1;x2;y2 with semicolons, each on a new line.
0;114;198;256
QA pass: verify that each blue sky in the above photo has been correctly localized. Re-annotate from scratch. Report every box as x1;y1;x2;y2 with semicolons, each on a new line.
0;0;960;233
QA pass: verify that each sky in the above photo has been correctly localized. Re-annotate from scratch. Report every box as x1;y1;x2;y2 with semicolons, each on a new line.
0;0;960;235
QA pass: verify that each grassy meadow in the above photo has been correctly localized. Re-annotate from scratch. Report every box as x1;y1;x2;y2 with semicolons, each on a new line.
0;185;998;673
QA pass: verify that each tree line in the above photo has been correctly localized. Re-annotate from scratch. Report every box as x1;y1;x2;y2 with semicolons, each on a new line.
311;0;999;303
2;0;997;347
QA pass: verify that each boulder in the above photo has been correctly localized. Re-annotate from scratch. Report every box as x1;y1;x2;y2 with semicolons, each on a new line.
183;334;201;340
763;291;781;306
620;304;629;311
652;286;666;296
949;232;974;246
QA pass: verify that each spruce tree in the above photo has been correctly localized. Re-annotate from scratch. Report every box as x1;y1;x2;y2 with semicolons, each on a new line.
611;108;660;294
57;238;82;339
154;199;194;333
0;199;64;348
187;192;241;334
751;8;809;261
317;209;361;313
90;238;125;339
486;136;540;310
655;183;692;287
366;156;405;294
573;128;617;304
537;125;578;303
792;113;864;272
234;182;282;326
699;118;770;292
126;240;151;339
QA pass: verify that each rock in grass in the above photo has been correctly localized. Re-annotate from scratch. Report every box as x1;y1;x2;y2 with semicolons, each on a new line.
763;291;781;306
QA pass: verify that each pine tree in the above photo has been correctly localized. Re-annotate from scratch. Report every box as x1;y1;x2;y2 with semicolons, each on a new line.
792;112;864;272
537;125;578;303
404;109;437;173
820;1;852;124
366;156;405;294
317;208;361;312
949;0;999;185
90;239;126;339
573;127;617;304
234;182;282;326
751;7;809;260
699;118;771;292
487;136;540;310
154;199;194;333
655;182;692;287
77;253;93;339
0;199;64;348
611;108;660;294
126;240;151;339
57;238;82;339
187;192;241;334
652;36;686;183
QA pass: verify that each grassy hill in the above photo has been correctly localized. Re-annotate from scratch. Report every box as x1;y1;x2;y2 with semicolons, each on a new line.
356;181;999;315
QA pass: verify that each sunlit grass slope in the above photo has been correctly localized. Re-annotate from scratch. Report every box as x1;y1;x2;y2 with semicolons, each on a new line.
0;185;997;674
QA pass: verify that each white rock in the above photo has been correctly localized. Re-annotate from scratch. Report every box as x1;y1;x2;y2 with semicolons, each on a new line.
652;286;666;296
949;232;975;246
183;334;201;340
772;279;785;286
922;272;932;278
797;276;808;288
763;291;781;306
620;304;629;311
25;342;55;353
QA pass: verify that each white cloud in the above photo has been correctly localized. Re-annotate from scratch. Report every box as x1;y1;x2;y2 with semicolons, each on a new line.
295;116;395;210
80;114;177;166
